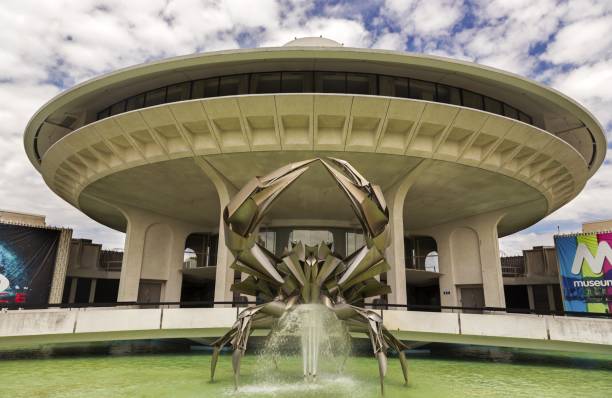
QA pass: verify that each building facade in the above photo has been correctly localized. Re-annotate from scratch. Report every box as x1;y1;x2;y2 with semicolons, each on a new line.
23;38;607;308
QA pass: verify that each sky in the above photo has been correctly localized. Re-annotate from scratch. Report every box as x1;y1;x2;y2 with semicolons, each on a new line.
0;0;611;254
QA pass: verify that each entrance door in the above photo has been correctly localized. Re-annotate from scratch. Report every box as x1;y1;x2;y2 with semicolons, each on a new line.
460;287;485;313
138;280;162;304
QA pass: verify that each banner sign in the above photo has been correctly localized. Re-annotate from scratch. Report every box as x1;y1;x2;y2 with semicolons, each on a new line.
0;223;60;306
554;232;612;313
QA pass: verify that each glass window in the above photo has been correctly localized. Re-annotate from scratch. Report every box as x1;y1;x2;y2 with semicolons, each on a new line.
97;108;110;120
436;84;461;105
425;251;439;272
378;75;394;96
110;101;125;116
484;97;503;115
166;82;191;102
393;78;410;98
281;72;313;93
316;72;346;93
144;88;166;107
346;73;376;95
462;90;483;110
518;112;532;124
346;231;365;255
192;78;219;98
257;230;276;253
250;72;281;93
218;75;248;96
126;94;145;111
410;79;435;101
289;230;333;248
503;104;519;120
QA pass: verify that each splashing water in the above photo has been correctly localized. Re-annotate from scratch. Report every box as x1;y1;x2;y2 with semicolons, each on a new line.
255;304;352;385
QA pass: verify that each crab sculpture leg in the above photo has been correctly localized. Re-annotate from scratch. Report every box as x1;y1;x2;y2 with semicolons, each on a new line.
209;157;409;393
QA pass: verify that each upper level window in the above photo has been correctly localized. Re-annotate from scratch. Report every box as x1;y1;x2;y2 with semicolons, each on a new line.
316;72;346;93
436;85;461;105
94;71;534;130
346;73;376;95
251;72;281;94
410;79;435;101
484;97;503;115
462;90;483;110
126;94;145;111
219;75;248;96
144;88;166;107
281;72;313;93
192;78;219;98
166;82;191;102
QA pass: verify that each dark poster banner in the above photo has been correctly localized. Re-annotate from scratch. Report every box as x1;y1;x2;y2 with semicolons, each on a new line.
0;223;60;306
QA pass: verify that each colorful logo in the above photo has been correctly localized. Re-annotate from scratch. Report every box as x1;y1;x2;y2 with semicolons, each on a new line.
555;232;612;313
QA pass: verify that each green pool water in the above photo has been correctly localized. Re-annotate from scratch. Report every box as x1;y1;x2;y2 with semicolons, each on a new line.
0;350;610;398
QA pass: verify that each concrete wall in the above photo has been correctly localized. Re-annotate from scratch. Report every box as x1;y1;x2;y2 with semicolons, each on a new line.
0;210;46;226
582;219;612;233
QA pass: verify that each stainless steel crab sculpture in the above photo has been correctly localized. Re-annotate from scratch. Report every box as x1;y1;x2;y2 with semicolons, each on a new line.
210;158;408;394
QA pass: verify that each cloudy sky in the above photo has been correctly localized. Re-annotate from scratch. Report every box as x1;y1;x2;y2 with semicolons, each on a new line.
1;0;611;254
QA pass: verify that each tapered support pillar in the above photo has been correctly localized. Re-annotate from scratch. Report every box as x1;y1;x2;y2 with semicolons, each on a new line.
118;205;198;303
413;210;506;309
384;160;431;307
194;158;238;305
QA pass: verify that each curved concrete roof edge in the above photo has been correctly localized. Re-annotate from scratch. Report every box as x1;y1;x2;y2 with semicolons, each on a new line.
24;45;608;176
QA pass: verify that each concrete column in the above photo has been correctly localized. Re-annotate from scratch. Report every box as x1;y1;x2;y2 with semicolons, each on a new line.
527;285;535;311
276;227;291;256
194;158;237;304
68;278;78;304
431;229;457;307
475;213;506;308
48;228;73;304
331;228;346;257
118;214;146;302
547;284;556;312
117;205;198;303
88;279;97;303
384;160;431;307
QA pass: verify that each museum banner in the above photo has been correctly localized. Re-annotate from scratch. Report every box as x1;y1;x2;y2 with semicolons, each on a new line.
554;232;612;313
0;223;60;306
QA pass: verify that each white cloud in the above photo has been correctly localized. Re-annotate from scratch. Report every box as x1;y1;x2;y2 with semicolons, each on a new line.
382;0;464;36
372;32;405;51
543;15;612;65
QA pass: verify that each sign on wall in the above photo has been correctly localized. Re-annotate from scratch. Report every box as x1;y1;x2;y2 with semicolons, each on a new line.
0;223;60;306
554;232;612;313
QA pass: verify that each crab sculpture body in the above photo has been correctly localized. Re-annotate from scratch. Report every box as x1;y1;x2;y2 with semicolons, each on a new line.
210;158;408;394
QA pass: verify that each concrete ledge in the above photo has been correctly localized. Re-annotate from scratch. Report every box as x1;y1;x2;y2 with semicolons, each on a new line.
74;308;162;333
460;313;548;340
0;308;610;354
161;308;236;329
383;310;459;334
547;316;612;346
0;310;77;337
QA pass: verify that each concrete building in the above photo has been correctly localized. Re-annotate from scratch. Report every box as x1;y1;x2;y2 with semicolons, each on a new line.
23;38;607;308
62;239;122;304
502;246;563;313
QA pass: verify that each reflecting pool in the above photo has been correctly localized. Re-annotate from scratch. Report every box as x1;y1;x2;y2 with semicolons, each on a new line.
0;350;610;398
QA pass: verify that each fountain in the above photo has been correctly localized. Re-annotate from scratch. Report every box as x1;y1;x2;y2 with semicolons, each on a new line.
260;303;351;381
209;158;409;394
